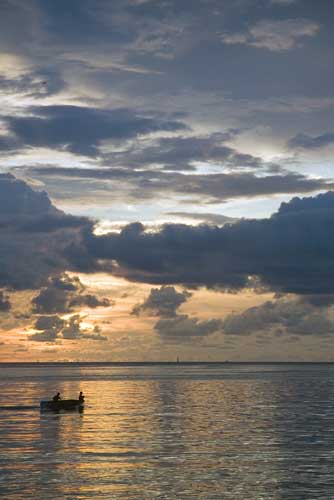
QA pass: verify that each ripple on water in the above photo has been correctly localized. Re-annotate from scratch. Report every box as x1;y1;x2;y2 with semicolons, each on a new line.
0;363;334;499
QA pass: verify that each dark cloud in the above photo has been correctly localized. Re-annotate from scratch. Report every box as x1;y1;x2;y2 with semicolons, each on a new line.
133;286;191;317
3;174;334;305
70;294;111;309
0;0;333;357
31;315;64;342
223;297;334;337
278;191;334;214
5;105;187;157
299;294;334;307
162;172;333;202
0;173;58;219
62;314;107;341
32;273;110;313
17;213;91;233
61;314;85;340
0;69;65;101
155;314;222;342
81;325;108;341
288;132;334;149
134;285;221;341
0;135;18;152
0;291;11;312
103;132;268;171
0;0;333;114
30;313;107;342
32;274;81;313
85;190;334;295
0;174;95;290
27;166;334;204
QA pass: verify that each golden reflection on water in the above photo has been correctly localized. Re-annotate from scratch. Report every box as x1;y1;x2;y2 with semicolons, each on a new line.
0;364;334;499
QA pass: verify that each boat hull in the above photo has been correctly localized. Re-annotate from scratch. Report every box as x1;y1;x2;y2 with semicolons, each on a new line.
40;399;84;412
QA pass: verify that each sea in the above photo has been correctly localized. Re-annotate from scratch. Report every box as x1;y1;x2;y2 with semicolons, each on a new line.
0;363;334;499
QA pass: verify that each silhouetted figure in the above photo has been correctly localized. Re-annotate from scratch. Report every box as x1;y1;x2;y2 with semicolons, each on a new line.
78;391;85;404
52;392;61;402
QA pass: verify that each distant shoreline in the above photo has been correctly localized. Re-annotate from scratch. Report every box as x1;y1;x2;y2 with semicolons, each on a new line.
0;361;333;365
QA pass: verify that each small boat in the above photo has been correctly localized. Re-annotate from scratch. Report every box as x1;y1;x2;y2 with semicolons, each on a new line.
40;399;84;412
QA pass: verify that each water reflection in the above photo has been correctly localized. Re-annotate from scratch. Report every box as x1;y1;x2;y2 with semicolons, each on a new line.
0;364;334;498
263;373;334;500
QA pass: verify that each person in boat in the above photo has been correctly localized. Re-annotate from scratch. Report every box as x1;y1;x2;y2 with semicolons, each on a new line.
78;392;85;404
52;392;61;402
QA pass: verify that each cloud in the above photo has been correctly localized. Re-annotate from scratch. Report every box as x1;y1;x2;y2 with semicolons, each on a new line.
32;274;110;313
31;315;64;342
85;191;334;295
0;172;59;219
132;284;222;341
82;325;108;341
222;19;320;51
0;291;11;312
27;166;334;204
70;294;111;309
269;0;298;4
288;132;334;150
61;314;85;340
32;274;84;314
103;132;267;171
62;314;107;341
223;297;334;337
278;191;334;213
5;105;187;157
155;314;222;342
0;134;18;153
0;173;95;290
0;68;66;105
30;314;107;342
3;174;334;307
133;286;192;317
164;212;239;225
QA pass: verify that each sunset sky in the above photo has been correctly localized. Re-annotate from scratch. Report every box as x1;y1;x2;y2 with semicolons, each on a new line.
1;0;334;361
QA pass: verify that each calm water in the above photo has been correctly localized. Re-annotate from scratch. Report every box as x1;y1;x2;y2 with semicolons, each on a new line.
1;363;334;499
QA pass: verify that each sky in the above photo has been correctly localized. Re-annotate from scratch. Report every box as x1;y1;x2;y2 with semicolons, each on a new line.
0;0;334;361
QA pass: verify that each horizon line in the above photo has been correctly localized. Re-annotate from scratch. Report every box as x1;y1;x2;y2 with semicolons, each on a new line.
0;361;333;365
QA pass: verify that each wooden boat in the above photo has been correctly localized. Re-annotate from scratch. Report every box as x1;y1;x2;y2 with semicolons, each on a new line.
40;399;84;412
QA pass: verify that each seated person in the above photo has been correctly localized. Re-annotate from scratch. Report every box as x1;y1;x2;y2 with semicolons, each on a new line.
52;392;61;402
78;391;85;404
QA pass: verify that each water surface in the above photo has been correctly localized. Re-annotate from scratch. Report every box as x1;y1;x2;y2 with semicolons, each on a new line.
0;363;334;499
